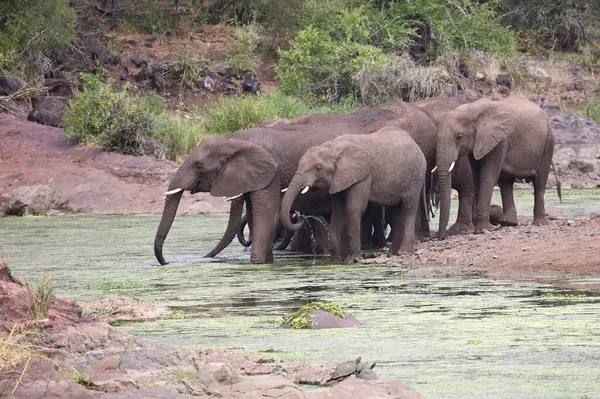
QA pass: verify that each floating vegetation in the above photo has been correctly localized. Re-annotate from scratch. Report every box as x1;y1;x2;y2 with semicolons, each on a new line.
282;301;346;329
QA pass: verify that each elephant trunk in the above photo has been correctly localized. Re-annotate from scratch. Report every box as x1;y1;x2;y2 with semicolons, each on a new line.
437;170;452;239
154;190;183;265
237;212;251;247
206;196;244;257
280;177;305;233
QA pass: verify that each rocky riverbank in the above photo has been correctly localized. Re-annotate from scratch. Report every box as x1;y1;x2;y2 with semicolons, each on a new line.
0;262;422;398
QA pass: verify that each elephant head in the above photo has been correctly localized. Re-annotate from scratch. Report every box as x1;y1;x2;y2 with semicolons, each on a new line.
435;98;515;239
280;140;371;232
155;136;278;265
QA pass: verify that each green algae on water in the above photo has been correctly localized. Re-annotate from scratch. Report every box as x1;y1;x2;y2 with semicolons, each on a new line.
282;301;347;329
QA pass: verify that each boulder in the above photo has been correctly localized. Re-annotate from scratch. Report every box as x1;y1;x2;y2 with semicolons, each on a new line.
43;78;76;97
590;212;600;220
282;309;360;329
7;184;58;216
311;378;424;399
546;206;565;220
27;96;69;127
0;73;26;95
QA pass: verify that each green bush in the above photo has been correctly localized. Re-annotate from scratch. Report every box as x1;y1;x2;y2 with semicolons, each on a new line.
585;97;600;126
0;0;76;73
202;91;349;136
64;74;158;155
277;0;515;103
227;24;263;75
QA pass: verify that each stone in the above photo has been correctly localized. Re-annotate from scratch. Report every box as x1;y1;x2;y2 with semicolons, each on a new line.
0;73;27;95
281;309;360;329
475;71;485;80
43;78;76;96
7;184;58;216
310;378;424;399
590;212;600;220
27;96;69;127
242;76;261;93
283;362;336;386
496;74;512;88
459;63;469;78
546;206;565;220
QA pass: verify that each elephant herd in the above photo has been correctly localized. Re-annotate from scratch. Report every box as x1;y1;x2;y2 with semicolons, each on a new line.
154;95;559;265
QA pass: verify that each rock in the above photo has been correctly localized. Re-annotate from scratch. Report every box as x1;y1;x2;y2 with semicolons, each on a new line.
311;378;424;399
495;74;512;88
0;73;27;95
242;76;261;93
27;96;69;127
591;212;600;220
127;39;139;46
130;56;148;68
568;159;594;173
281;309;360;329
85;34;108;65
82;296;171;323
475;71;485;80
459;63;469;78
7;184;58;216
43;78;76;96
151;71;166;90
546;206;565;220
283;362;336;386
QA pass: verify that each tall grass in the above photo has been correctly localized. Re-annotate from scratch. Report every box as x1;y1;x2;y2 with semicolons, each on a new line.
24;272;54;320
585;97;600;125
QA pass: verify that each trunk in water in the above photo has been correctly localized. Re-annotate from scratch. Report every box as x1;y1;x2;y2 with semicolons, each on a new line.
437;170;452;239
280;178;305;233
154;191;183;265
205;196;244;257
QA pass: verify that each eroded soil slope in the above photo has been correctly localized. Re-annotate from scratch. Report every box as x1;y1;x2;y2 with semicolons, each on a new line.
0;114;228;215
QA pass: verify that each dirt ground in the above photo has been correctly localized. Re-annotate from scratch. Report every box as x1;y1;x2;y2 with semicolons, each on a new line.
366;218;600;291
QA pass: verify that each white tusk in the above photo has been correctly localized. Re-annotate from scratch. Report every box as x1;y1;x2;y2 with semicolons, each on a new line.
163;188;183;195
224;193;243;201
301;185;310;194
281;188;288;192
431;166;437;173
449;161;456;172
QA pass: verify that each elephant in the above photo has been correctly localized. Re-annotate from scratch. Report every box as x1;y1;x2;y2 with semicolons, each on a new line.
197;102;440;263
435;96;556;238
155;121;367;265
280;127;426;263
237;211;330;254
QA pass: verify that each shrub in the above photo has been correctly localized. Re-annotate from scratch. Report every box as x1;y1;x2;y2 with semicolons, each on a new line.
153;114;208;162
227;24;263;75
585;97;600;125
24;271;54;320
202;91;349;136
64;74;158;156
354;54;452;105
0;0;76;73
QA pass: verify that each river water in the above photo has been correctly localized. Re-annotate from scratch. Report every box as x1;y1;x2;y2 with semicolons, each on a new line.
1;189;599;398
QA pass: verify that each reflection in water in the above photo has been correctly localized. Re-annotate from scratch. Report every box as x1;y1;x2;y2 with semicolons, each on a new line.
1;189;600;399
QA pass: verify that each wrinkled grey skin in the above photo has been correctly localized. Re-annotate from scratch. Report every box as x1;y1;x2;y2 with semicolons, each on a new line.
155;122;366;265
281;127;426;263
435;96;555;238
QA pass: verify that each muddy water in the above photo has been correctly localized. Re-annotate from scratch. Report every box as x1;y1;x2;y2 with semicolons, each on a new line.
1;189;600;399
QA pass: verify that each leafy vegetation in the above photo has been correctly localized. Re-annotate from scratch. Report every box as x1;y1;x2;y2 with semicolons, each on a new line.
585;97;600;125
282;301;347;329
0;0;76;74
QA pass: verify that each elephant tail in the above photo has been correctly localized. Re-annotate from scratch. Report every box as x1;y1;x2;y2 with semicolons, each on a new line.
428;171;439;218
551;161;562;202
205;196;244;257
422;179;429;222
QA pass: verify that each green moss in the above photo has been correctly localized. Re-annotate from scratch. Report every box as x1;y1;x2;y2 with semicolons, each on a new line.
282;301;347;329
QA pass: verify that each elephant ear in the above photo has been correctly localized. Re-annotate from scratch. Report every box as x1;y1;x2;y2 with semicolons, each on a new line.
329;141;371;194
210;140;278;197
472;102;515;160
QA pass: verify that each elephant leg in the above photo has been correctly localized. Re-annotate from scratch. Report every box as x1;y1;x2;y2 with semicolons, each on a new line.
248;187;279;263
360;205;374;250
533;137;553;225
393;191;420;255
329;195;347;262
388;207;404;255
314;216;331;254
414;194;430;241
448;156;475;235
473;145;507;234
372;206;386;248
275;228;293;250
498;177;518;226
343;181;370;264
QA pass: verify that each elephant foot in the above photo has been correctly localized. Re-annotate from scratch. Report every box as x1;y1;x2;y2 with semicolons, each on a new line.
447;221;474;235
343;254;362;264
474;221;494;235
499;219;518;227
533;216;550;226
499;208;518;227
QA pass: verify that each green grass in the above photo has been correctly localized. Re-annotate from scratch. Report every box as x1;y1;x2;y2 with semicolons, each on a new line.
585;97;600;125
282;301;347;329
